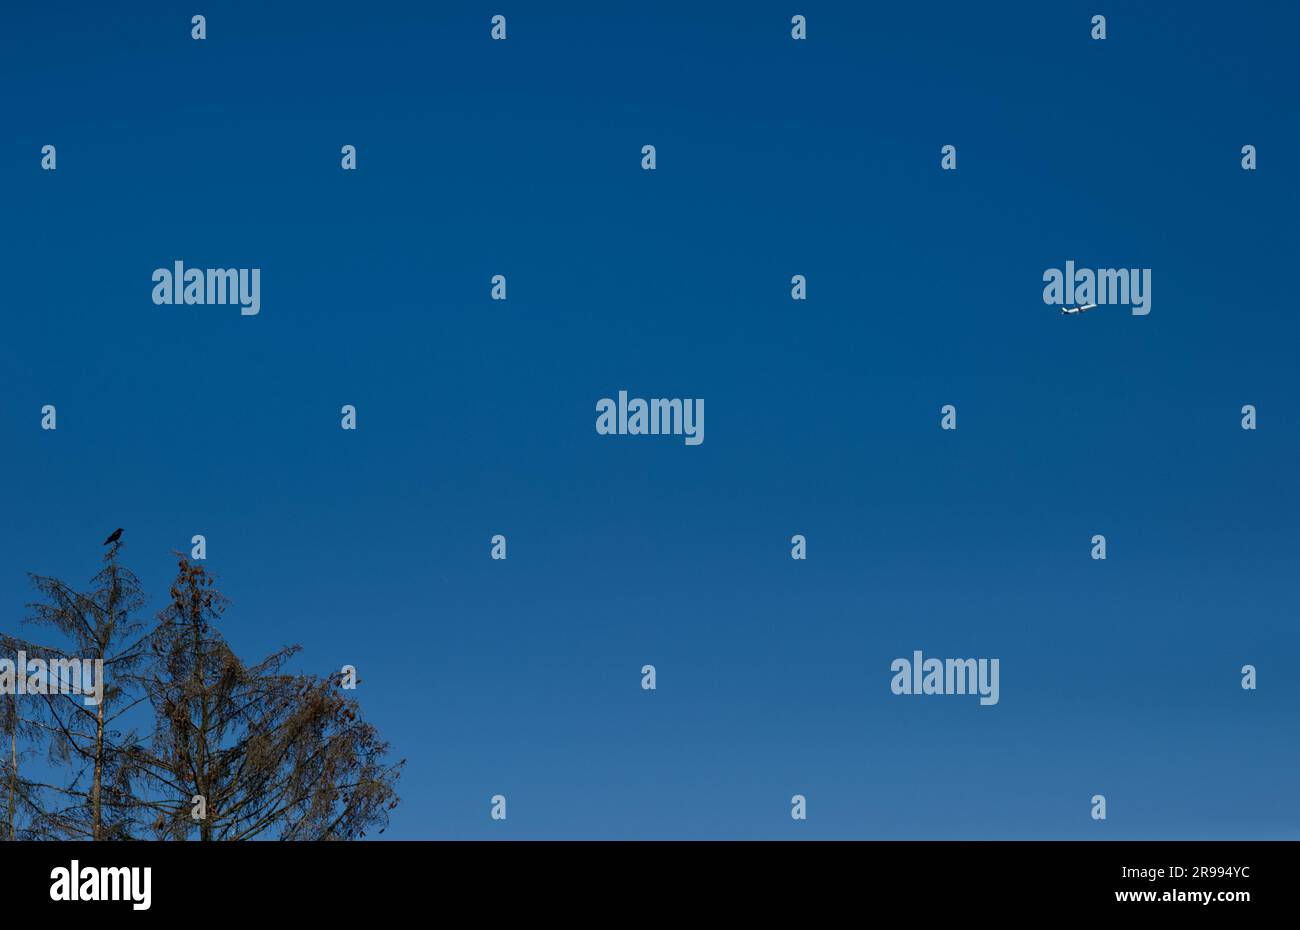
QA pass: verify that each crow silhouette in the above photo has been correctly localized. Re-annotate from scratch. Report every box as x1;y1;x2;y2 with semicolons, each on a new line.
103;528;123;546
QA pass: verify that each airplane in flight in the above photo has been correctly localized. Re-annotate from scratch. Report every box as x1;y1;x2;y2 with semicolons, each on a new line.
1060;303;1098;316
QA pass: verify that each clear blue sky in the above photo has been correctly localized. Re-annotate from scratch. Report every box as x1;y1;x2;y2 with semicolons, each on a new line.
1;1;1297;838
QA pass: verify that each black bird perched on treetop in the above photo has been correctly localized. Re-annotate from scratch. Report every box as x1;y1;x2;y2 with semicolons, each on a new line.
103;528;123;546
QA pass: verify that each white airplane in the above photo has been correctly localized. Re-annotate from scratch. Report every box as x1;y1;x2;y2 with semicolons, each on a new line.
1061;303;1097;316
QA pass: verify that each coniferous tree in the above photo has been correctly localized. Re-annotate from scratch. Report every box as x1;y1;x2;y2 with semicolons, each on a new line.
127;556;403;839
0;690;43;840
13;539;149;840
2;541;402;840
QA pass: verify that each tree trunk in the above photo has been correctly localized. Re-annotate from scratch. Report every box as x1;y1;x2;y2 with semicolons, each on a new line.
92;560;118;841
91;699;105;840
7;724;16;841
194;587;212;841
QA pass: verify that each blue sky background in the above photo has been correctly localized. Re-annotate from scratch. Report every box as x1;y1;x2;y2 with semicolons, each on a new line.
1;1;1297;838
